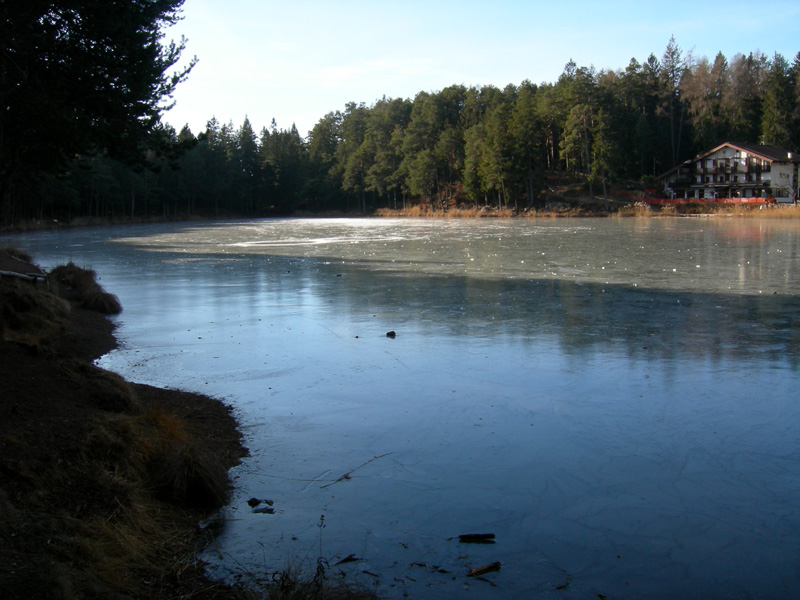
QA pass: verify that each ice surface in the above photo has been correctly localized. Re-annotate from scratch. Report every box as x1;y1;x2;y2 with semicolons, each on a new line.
5;217;800;598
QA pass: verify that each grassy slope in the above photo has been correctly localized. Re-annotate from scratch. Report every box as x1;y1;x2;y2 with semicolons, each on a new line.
0;249;248;599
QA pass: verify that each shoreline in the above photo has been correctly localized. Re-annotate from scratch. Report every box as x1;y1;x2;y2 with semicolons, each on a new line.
0;249;381;600
0;249;249;599
3;199;799;234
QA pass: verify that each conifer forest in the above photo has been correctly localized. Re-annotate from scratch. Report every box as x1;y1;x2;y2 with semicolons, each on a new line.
3;9;800;224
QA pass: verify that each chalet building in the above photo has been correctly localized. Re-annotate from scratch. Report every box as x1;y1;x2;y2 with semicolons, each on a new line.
659;142;800;204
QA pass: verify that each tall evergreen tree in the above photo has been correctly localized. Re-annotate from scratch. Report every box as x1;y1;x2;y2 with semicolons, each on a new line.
363;97;412;207
260;122;307;213
723;52;767;143
307;112;346;211
761;53;794;146
336;103;370;213
658;36;688;166
175;125;203;216
790;52;800;148
509;81;545;207
1;0;194;221
234;117;259;213
196;118;228;216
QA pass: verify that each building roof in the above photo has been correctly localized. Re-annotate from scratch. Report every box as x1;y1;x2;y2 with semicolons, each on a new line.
709;142;797;163
658;142;799;179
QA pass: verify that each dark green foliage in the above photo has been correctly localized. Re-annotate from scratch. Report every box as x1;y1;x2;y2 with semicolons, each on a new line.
761;53;795;148
1;0;193;222
5;34;800;222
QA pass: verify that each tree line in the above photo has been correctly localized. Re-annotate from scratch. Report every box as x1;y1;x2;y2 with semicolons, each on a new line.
1;0;194;226
5;36;800;224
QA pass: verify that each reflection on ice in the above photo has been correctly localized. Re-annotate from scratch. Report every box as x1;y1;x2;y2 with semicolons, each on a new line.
4;217;800;599
111;217;800;297
230;233;411;248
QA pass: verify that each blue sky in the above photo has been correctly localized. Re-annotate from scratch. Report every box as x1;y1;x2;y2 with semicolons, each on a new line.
162;0;800;139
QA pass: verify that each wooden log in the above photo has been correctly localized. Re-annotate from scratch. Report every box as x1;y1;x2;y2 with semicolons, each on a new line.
467;561;501;577
458;533;496;543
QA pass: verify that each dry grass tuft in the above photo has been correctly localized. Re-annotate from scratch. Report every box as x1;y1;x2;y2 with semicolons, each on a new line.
262;564;381;600
78;506;161;591
720;203;800;218
376;205;516;218
143;407;191;443
0;276;70;346
375;205;431;217
84;405;233;510
49;262;122;314
521;202;611;217
658;203;678;215
616;202;653;217
67;405;236;594
622;202;800;218
148;442;231;508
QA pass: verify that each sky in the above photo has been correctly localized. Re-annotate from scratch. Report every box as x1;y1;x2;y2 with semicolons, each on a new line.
161;0;800;139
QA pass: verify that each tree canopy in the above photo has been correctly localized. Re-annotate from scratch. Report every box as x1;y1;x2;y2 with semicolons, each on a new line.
1;0;193;211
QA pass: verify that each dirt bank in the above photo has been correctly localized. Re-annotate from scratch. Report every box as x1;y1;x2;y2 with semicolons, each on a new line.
0;248;249;599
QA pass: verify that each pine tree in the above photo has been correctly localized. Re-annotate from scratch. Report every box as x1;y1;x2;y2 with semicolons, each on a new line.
761;53;794;147
1;0;194;219
723;52;767;144
658;36;687;166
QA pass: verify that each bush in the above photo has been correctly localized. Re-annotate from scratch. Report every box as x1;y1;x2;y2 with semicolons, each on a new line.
617;202;653;217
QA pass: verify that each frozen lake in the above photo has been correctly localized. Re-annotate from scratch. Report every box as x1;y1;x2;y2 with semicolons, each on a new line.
5;217;800;599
